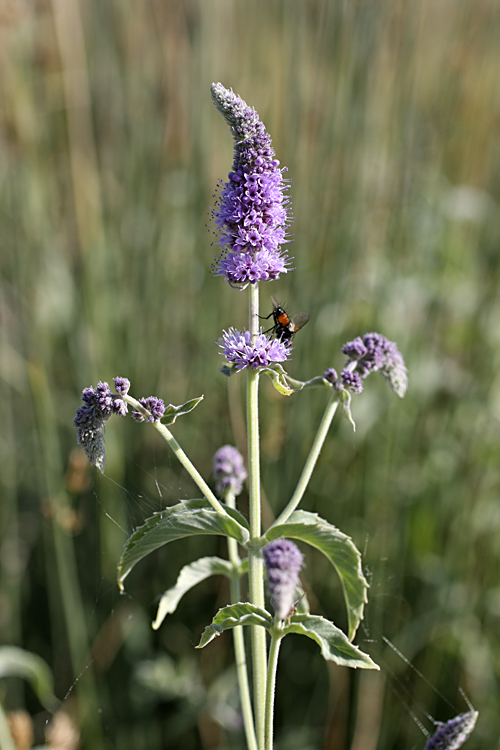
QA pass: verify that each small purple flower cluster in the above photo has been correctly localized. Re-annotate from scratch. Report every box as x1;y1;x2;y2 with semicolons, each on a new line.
211;83;292;287
263;539;304;621
73;380;128;471
218;328;291;371
424;710;478;750
132;396;166;423
213;445;247;497
340;332;408;397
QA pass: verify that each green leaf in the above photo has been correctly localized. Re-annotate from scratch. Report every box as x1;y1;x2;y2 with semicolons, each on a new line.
340;388;356;431
118;500;250;590
0;647;59;711
282;614;378;669
262;366;296;396
265;510;368;640
162;396;204;425
152;556;235;630
196;603;273;648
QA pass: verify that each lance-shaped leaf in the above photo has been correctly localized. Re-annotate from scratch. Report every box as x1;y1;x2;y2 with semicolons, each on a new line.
118;500;249;590
282;614;378;669
196;603;273;649
162;396;204;425
153;556;236;630
265;510;368;640
0;647;59;711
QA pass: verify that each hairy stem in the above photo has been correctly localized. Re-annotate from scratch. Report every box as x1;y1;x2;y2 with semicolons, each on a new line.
123;394;228;516
264;629;282;750
273;393;340;528
225;492;258;750
247;282;267;748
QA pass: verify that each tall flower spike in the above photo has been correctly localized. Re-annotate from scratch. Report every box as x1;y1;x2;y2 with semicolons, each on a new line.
218;327;292;371
263;539;304;621
424;710;478;750
211;83;292;287
213;445;247;498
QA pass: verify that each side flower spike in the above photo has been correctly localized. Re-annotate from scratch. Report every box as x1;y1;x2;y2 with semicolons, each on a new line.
211;83;293;287
213;445;247;498
263;539;304;621
341;332;408;397
424;710;478;750
73;380;129;472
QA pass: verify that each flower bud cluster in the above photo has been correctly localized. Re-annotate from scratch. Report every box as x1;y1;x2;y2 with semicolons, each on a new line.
132;396;166;423
212;445;247;497
263;539;304;621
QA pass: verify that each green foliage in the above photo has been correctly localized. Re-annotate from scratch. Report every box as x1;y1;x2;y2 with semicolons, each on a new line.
118;500;250;590
162;397;205;425
280;614;378;670
265;511;368;640
196;604;274;649
152;556;236;630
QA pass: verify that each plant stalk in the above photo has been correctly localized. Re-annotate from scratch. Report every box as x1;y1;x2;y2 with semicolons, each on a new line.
264;629;282;750
225;491;258;750
247;282;267;748
123;395;228;516
273;393;340;528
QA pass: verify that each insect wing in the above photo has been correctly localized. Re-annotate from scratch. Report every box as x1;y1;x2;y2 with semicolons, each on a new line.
289;311;309;333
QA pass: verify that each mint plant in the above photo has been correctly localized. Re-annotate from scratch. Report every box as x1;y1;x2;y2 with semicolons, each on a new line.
74;83;410;750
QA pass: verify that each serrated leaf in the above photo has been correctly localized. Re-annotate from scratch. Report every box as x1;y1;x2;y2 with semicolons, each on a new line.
152;556;235;630
282;614;378;669
340;388;356;431
162;396;204;425
0;647;59;711
265;510;368;640
196;603;273;648
118;500;250;590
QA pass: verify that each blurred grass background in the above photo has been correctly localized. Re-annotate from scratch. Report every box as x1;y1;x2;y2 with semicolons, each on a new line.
1;0;499;747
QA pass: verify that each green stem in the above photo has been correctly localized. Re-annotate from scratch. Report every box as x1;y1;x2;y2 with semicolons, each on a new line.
225;492;258;750
123;395;228;516
247;282;267;748
264;629;282;750
272;393;341;528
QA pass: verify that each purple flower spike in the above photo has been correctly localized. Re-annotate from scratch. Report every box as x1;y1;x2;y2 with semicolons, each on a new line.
342;332;408;398
213;445;247;497
132;396;166;423
424;710;478;750
323;367;338;385
73;381;129;472
211;83;292;286
218;328;291;371
263;539;304;620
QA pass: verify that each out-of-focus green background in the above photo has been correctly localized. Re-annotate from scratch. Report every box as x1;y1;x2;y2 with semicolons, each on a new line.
1;0;499;747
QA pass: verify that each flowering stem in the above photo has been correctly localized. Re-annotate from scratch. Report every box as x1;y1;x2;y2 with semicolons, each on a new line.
123;394;228;517
225;491;258;750
247;282;267;748
264;628;282;750
272;393;341;528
